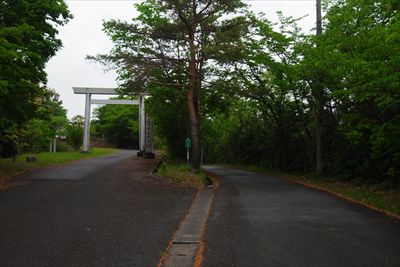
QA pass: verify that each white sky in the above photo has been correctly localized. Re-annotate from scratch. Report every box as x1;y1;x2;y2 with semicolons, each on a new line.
45;0;317;119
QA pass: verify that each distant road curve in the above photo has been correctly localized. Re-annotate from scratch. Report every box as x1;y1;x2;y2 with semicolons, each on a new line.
203;165;400;267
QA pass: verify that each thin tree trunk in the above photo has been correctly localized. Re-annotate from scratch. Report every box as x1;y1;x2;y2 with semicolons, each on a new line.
315;87;323;174
315;0;323;174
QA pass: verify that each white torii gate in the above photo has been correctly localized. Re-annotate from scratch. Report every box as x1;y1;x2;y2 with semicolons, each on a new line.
73;87;152;156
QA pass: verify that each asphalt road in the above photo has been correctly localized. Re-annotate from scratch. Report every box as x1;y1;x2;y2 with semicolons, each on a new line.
0;150;196;267
203;166;400;267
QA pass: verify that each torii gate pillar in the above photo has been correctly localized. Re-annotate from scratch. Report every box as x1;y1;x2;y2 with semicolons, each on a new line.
83;92;91;152
138;95;145;155
73;87;151;155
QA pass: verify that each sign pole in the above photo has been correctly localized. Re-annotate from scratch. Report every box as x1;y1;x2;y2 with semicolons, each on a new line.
185;137;192;165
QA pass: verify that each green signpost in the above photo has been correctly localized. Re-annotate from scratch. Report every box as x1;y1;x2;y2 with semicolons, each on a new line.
185;138;192;149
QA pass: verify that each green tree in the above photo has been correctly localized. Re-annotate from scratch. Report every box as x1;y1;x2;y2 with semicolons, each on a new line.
296;0;399;181
0;0;71;156
146;84;189;159
36;88;69;138
22;119;52;152
203;14;315;170
322;0;400;181
66;116;84;151
0;88;68;156
90;0;247;170
21;88;68;153
204;0;399;185
92;100;139;149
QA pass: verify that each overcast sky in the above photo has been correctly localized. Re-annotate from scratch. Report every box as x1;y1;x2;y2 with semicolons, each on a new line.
45;0;317;119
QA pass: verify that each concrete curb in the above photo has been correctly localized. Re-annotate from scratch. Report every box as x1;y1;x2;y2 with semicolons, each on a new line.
160;184;215;267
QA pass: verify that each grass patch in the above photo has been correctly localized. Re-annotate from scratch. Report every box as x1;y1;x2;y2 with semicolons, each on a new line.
290;175;400;218
156;161;209;189
224;164;400;218
0;147;119;180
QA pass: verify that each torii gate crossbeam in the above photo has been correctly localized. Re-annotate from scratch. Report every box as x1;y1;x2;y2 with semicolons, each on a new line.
73;87;150;155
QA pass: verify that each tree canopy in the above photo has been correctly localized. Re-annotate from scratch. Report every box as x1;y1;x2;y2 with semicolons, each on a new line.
90;0;249;170
92;100;139;149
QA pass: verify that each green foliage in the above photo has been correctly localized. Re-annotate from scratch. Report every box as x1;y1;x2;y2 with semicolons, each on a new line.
22;88;68;153
66;116;84;151
92;99;139;149
0;89;68;157
0;0;71;156
146;84;189;159
305;0;400;181
203;14;313;171
93;0;399;185
91;0;249;169
204;0;399;185
22;119;52;152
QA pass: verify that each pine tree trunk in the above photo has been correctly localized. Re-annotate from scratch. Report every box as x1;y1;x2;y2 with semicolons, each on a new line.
188;94;201;170
188;27;201;171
